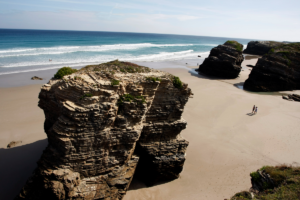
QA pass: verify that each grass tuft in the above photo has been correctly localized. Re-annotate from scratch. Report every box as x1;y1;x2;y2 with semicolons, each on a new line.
54;67;77;79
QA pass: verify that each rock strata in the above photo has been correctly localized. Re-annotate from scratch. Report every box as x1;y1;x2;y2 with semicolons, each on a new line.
198;41;244;78
15;61;192;200
243;41;283;55
244;43;300;91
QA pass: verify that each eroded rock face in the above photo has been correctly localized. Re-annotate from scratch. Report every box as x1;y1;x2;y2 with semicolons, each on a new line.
198;41;244;78
15;62;192;200
243;41;283;55
244;43;300;91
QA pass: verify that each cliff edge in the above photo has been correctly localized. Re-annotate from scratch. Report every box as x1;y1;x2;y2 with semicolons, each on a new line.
15;61;192;200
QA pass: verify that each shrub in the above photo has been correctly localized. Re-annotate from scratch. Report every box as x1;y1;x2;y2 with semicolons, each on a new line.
250;171;261;182
111;79;120;86
146;77;161;82
54;67;77;79
173;76;183;89
224;40;243;52
231;191;252;200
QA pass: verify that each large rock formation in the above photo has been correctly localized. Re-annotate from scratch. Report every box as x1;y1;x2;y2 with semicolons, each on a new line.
244;43;300;91
198;41;244;78
243;41;283;55
15;61;192;200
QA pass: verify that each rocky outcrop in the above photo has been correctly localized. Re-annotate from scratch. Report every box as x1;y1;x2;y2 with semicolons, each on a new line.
15;61;192;200
7;141;22;148
198;41;244;78
244;43;300;91
282;94;300;102
229;165;300;200
243;41;283;55
31;76;43;80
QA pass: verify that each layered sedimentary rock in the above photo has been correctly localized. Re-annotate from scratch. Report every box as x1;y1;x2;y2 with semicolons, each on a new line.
15;61;192;200
198;41;244;78
282;94;300;102
244;43;300;91
243;41;283;55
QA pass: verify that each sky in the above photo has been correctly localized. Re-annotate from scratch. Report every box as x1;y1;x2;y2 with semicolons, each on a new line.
0;0;300;41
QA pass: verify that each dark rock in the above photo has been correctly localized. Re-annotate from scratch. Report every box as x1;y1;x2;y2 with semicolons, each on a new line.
7;141;22;148
243;41;284;55
31;76;43;80
244;43;300;91
198;41;244;78
246;64;255;68
283;94;300;102
282;95;289;100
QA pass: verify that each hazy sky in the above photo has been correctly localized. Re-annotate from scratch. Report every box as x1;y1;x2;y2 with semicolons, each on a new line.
0;0;299;41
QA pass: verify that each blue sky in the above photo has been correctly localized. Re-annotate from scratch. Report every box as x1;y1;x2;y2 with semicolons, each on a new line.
0;0;299;41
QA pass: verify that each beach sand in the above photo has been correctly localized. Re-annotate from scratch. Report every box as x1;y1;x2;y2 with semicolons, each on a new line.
1;57;300;199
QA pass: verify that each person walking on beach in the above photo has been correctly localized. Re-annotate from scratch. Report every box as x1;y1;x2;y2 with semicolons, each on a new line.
255;107;258;114
252;105;255;114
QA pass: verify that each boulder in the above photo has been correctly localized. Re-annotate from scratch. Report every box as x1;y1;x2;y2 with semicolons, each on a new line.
244;43;300;91
243;41;283;55
198;41;244;78
31;76;43;80
15;61;192;200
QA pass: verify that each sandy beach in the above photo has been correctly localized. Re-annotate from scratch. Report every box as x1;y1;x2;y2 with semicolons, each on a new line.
1;57;300;199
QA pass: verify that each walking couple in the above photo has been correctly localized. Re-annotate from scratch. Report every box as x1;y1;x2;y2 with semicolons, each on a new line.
252;105;258;114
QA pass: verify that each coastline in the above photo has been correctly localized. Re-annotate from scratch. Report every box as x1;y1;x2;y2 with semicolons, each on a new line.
1;57;300;199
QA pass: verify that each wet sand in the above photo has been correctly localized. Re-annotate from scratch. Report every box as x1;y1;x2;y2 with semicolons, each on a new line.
1;57;300;199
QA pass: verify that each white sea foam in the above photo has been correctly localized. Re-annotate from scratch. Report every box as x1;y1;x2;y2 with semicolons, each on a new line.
0;43;196;58
0;50;209;75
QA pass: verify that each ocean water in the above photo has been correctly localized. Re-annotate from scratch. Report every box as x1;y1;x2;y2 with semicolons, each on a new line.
0;29;252;75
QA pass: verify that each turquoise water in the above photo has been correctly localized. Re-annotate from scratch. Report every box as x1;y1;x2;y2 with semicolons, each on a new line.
0;29;252;75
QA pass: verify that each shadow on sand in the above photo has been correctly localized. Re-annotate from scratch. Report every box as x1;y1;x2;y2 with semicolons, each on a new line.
246;113;256;116
128;175;174;191
0;139;48;200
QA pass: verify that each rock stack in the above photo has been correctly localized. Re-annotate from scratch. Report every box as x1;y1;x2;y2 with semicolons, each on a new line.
244;43;300;91
198;41;244;78
243;41;283;55
15;61;192;200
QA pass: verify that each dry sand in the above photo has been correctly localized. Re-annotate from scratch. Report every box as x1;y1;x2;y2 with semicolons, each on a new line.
1;57;300;199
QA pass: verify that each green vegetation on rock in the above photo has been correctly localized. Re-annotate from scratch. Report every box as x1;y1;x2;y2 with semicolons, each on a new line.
173;76;183;89
80;60;151;74
54;67;78;79
250;171;261;182
111;79;120;86
117;94;146;114
146;76;161;82
224;40;243;52
230;165;300;200
231;191;252;200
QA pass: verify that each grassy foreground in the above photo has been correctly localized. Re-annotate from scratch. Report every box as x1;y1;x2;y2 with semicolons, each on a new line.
229;165;300;200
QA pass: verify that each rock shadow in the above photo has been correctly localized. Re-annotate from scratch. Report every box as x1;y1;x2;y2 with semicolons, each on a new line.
188;69;242;81
128;173;174;191
0;139;48;200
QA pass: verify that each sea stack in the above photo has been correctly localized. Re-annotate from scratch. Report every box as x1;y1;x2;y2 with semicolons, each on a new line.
244;43;300;91
198;41;244;78
15;61;192;200
243;41;283;55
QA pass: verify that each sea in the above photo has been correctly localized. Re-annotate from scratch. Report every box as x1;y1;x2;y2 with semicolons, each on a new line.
0;29;253;75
